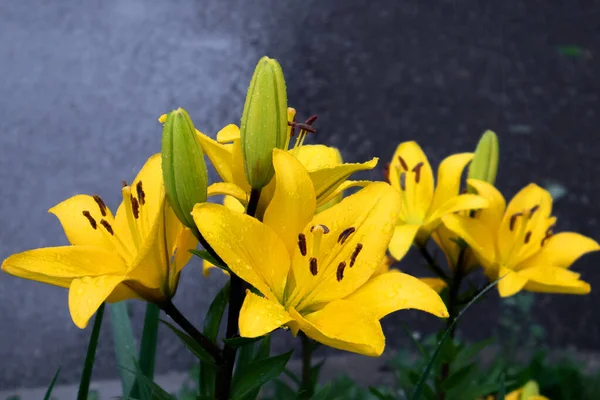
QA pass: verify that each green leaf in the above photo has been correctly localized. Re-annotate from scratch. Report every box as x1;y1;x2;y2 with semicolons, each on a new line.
410;279;499;400
200;282;230;398
452;338;494;369
120;366;176;400
309;384;332;400
282;368;301;387
43;367;61;400
131;303;161;399
77;303;105;400
230;350;294;400
368;386;394;400
401;322;430;360
498;373;506;400
223;335;265;347
109;302;138;396
160;320;216;365
441;363;477;390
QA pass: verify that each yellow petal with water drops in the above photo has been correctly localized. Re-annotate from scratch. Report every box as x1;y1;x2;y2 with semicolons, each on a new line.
290;144;342;171
164;201;197;277
129;154;164;236
289;300;385;357
424;194;488;234
519;266;590;294
192;203;290;302
223;195;246;213
442;214;496;268
466;179;506;230
497;265;528;297
420;277;448;294
239;291;293;338
49;194;115;250
388;224;420;261
216;124;240;144
429;153;473;213
344;270;448;320
106;283;142;302
316;180;372;208
518;232;600;270
264;149;316;255
372;254;395;277
288;183;401;310
195;130;235;183
308;158;378;202
69;275;127;328
207;182;248;205
2;246;126;288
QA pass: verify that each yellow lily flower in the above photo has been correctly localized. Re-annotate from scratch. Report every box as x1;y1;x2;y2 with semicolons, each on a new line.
192;149;447;356
485;380;549;400
375;255;447;293
194;114;376;213
387;141;488;261
2;155;197;328
443;180;599;297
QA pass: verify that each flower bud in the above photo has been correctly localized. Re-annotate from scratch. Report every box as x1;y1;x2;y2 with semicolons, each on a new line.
240;56;288;190
161;108;208;232
468;130;499;189
521;380;541;398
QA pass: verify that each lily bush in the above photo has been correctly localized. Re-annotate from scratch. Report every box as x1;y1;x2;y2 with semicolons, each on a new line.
2;56;599;400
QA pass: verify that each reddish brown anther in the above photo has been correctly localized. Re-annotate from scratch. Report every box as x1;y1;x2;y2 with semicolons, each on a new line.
349;243;363;267
92;195;108;217
412;162;424;183
336;261;346;282
131;197;140;219
82;211;97;230
524;231;532;244
122;180;128;188
530;205;540;218
309;257;318;276
400;171;407;191
509;212;523;231
100;219;114;235
311;224;330;234
397;156;409;171
383;163;390;183
337;227;356;244
136;181;146;205
298;233;307;256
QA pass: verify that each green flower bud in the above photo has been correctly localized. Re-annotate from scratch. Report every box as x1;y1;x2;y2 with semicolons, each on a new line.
240;56;288;190
468;130;499;189
161;108;208;232
521;380;541;399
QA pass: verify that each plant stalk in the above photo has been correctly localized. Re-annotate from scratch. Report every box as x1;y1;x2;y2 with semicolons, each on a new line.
299;333;315;399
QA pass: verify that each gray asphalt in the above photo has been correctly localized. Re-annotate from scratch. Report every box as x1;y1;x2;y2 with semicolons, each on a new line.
1;0;599;390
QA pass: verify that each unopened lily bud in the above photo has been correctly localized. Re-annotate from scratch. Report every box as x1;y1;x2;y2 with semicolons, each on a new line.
468;130;499;189
521;380;541;399
161;108;208;232
240;56;288;190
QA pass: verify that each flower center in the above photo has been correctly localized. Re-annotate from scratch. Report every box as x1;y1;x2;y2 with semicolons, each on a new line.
395;156;426;223
503;204;553;267
289;115;318;149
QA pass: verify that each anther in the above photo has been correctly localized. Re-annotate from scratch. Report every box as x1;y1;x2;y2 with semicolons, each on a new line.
121;180;128;188
383;163;390;183
509;212;523;231
400;172;407;191
337;227;356;244
336;261;346;282
136;181;146;205
309;257;318;276
131;196;140;219
92;195;108;217
397;156;409;171
412;162;424;183
349;243;363;267
298;233;307;256
524;231;532;244
541;224;555;246
530;205;540;218
311;224;330;234
82;211;97;229
100;219;114;235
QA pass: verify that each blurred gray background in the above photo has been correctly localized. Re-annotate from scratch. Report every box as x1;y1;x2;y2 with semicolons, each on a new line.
1;0;599;390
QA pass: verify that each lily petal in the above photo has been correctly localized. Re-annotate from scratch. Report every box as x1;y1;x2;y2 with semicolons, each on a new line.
239;291;293;338
289;300;385;357
49;194;115;250
420;277;449;294
517;232;600;270
290;144;342;171
264;149;316;255
2;246;126;288
316;180;372;209
192;203;290;302
442;214;496;268
207;182;249;205
429;153;473;213
216;124;240;144
308;158;378;202
388;224;420;261
497;265;528;297
195;130;235;183
344;270;448;319
466;179;506;230
289;183;402;309
424;194;488;234
69;275;127;328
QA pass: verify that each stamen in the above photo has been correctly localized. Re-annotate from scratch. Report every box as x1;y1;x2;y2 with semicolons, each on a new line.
311;224;330;234
383;163;390;183
131;196;140;219
412;162;424;183
298;233;307;256
337;227;356;244
136;181;146;205
336;261;346;282
530;205;540;218
309;257;318;276
349;243;363;267
524;231;532;244
92;195;108;217
122;180;128;188
397;156;409;171
82;211;97;229
509;212;523;231
541;224;555;246
100;219;114;235
400;172;407;191
305;115;318;125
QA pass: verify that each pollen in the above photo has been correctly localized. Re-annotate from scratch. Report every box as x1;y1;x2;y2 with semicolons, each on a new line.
309;257;318;276
92;195;108;217
524;231;532;244
82;211;97;229
136;181;146;205
337;227;356;244
397;156;409;171
349;243;363;267
336;261;346;282
412;162;424;183
131;196;140;219
100;219;114;235
529;205;540;218
298;233;307;256
509;212;523;231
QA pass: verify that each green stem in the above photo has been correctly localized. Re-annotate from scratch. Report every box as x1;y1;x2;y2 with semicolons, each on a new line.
77;303;105;400
215;188;262;400
416;244;450;283
299;333;315;399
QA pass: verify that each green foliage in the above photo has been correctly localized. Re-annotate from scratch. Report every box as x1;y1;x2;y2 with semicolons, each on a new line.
43;367;61;400
77;303;105;400
109;302;138;396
